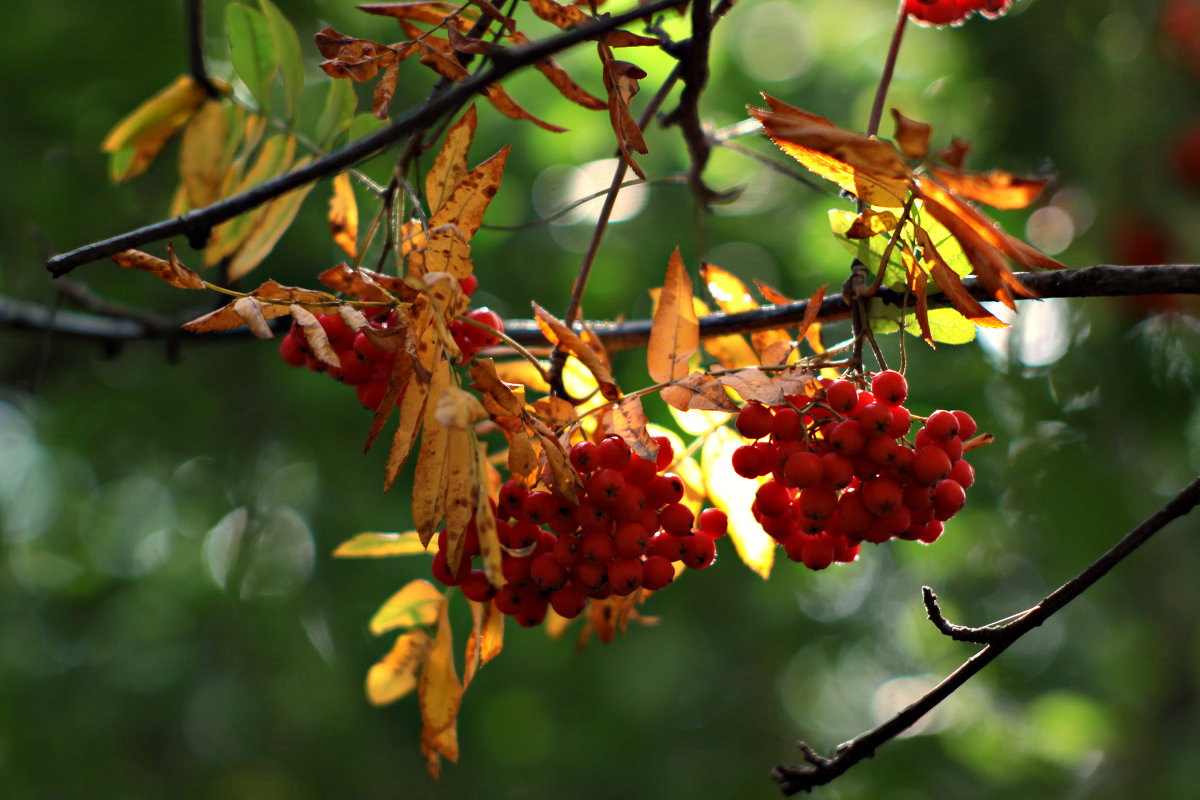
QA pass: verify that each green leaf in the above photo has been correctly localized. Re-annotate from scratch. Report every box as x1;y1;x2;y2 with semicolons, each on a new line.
369;580;445;635
869;301;977;345
316;78;357;148
226;3;279;111
348;111;388;143
259;0;304;122
829;208;906;287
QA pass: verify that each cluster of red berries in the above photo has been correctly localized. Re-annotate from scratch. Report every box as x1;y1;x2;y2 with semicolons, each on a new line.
731;370;976;571
430;435;728;628
277;275;504;410
904;0;1011;26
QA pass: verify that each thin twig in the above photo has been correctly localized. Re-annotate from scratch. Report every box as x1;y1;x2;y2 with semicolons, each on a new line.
187;0;219;97
773;473;1200;795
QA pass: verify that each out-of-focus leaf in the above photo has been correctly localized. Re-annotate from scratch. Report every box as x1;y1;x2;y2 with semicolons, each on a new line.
843;208;899;239
829;209;906;283
112;244;206;290
752;95;910;208
872;301;978;346
427;107;477;214
418;596;461;763
647;247;699;384
206;134;295;265
935;137;971;169
701;263;790;363
374;62;401;119
231;296;273;339
430;146;510;241
483;82;568;132
259;0;304;119
227;156;316;279
929;166;1050;210
891;108;931;161
179;100;230;210
227;3;279;110
366;628;432;705
101;74;212;182
914;224;1007;328
702;426;774;579
493;360;551;393
316;77;358;147
532;302;620;400
329;172;359;257
468;359;525;418
369;579;445;635
333;531;427;557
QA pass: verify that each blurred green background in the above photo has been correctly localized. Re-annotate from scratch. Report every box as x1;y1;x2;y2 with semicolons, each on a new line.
5;0;1200;797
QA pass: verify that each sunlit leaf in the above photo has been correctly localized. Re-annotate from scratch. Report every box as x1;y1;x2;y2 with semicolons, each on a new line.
701;263;790;363
752;95;911;208
647;247;699;384
929;165;1050;210
369;579;445;635
610;395;658;462
532;303;620;400
430;145;510;241
890;108;931;161
329;172;359;257
418;597;461;764
660;371;739;413
701;426;774;578
366;628;432;705
914;224;1007;328
333;531;428;557
427;106;477;215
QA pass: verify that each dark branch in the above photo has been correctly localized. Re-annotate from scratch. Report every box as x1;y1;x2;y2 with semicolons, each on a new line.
44;0;688;279
187;0;219;97
772;473;1200;794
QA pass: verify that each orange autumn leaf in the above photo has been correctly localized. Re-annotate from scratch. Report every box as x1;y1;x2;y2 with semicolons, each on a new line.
701;263;791;363
532;302;621;400
429;145;510;241
418;596;462;770
609;395;659;462
752;94;911;208
929;165;1050;210
890;108;931;161
183;280;336;332
912;224;1007;328
659;371;740;413
328;172;359;257
427;107;477;215
647;247;699;384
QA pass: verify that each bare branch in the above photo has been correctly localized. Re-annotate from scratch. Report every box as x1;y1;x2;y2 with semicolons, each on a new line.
772;473;1200;794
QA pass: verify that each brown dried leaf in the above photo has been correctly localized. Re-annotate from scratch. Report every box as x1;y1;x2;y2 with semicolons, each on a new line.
609;395;658;462
659;371;739;413
647;247;699;384
359;2;475;26
532;302;620;400
483;83;568;132
234;296;274;340
473;441;502;586
290;304;341;366
374;61;401;119
383;307;439;487
532;52;607;110
183;280;336;332
329;172;359;257
844;208;899;239
891;108;931;161
929;166;1050;210
468;359;525;418
429;146;509;241
600;47;648;179
318;263;417;303
112;244;206;290
365;347;414;450
427;107;476;215
914;224;1007;327
901;243;935;346
935;137;971;169
366;628;432;706
417;40;470;82
751;95;911;208
717;368;786;407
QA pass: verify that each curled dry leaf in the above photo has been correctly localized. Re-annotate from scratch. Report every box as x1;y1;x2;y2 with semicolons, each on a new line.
891;108;932;161
234;296;275;340
111;244;206;290
290;304;341;366
608;395;659;462
532;302;620;400
660;371;740;413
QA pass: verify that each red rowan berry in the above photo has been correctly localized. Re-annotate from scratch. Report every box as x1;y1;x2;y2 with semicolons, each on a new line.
622;456;658;487
861;476;903;516
612;486;646;524
318;313;355;350
431;548;469;586
825;380;858;414
924;410;960;443
550;584;587;618
795;485;838;523
614;523;650;557
756;480;792;518
783;451;824;489
903;483;936;511
649;532;687;562
608;556;644;594
801;535;836;571
913;446;953;486
498;480;529;518
279;331;307;367
521;491;559;527
659;503;695;537
887;445;915;481
581;532;615;564
554;534;583;567
531;552;568;592
833;536;861;564
459;569;496;603
682;534;716;569
653;436;675;471
642;555;675;590
514;592;549;627
698;507;728;538
952;410;977;440
353;330;387;363
871;370;908;406
937;436;964;462
948;458;975;489
461;308;503;349
917;520;945;544
736;402;774;440
573;560;607;594
781;531;810;563
732;444;767;479
494;584;523;616
645;473;685;507
886;404;913;438
459;273;478;296
829;419;867;456
772;407;805;441
587;468;626;506
837;490;874;533
569;440;601;474
355;380;387;411
574;500;611;536
597;436;632;471
932;479;966;520
875;506;912;539
857;403;894;436
760;511;794;540
505;520;541;552
865;434;899;466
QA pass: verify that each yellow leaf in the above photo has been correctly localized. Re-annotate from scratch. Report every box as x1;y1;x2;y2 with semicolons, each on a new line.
179;99;230;209
369;579;445;635
463;600;484;689
480;598;504;665
701;426;774;579
206;135;296;266
329;171;359;257
366;628;432;705
647;247;699;384
474;442;503;586
333;531;428;557
419;596;462;756
429;145;509;242
427;106;477;215
532;303;620;400
102;74;215;182
227;156;316;280
411;358;452;542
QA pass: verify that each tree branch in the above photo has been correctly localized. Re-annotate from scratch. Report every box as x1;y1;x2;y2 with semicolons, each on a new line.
43;0;689;279
772;473;1200;795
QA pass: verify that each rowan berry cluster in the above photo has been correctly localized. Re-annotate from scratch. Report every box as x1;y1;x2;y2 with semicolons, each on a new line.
731;370;976;571
904;0;1011;26
430;435;728;628
277;275;504;410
